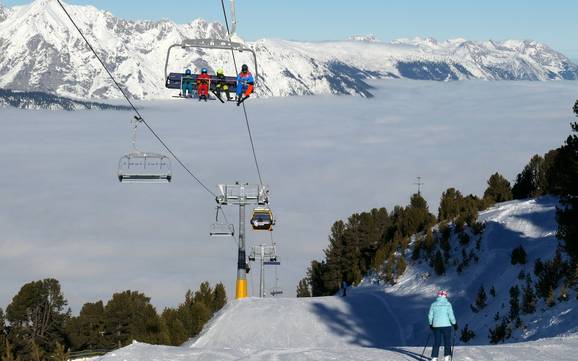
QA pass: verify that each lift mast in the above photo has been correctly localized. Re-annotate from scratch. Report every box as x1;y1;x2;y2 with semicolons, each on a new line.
216;183;269;299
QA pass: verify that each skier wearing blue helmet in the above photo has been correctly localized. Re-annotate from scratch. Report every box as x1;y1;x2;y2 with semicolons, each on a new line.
181;69;194;98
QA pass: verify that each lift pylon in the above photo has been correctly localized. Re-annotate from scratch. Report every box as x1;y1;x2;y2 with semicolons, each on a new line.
249;243;279;298
216;183;269;299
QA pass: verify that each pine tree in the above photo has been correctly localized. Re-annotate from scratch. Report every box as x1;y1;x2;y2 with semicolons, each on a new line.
103;290;164;347
546;287;556;307
193;282;214;308
51;343;68;361
211;283;227;313
296;279;311;297
433;250;445;276
558;284;569;302
460;324;476;343
0;309;5;358
395;256;407;279
189;302;211;337
511;245;527;265
484;172;513;204
475;285;487;310
508;286;520;321
30;342;44;361
554;124;578;268
5;279;70;357
522;276;537;314
490;286;496;298
161;308;188;346
512;155;547;199
67;301;106;351
2;340;19;361
438;188;463;221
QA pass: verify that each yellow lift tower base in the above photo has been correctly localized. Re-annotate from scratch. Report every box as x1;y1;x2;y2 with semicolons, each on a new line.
236;279;248;299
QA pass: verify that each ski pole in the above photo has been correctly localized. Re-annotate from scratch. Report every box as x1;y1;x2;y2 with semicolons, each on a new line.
451;329;456;358
420;332;431;359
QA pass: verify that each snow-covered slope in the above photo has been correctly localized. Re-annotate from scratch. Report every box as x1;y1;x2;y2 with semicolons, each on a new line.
90;197;576;360
1;0;577;101
372;197;577;346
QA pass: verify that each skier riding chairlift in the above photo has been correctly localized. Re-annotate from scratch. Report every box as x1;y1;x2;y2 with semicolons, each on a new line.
181;69;194;98
197;68;211;101
215;68;233;102
236;64;254;106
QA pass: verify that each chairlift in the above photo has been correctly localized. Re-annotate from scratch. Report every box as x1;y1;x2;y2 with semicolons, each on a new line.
250;207;275;231
164;1;258;96
270;287;284;297
210;206;235;237
117;117;172;183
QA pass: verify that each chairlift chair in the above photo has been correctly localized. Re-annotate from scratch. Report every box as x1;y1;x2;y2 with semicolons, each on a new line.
164;39;258;92
118;152;172;183
210;206;235;237
117;116;172;183
270;287;284;296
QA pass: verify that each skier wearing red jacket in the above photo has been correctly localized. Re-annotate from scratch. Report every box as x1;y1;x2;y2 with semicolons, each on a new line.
196;68;211;101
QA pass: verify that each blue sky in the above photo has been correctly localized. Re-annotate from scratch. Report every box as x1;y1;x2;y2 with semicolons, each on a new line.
4;0;578;57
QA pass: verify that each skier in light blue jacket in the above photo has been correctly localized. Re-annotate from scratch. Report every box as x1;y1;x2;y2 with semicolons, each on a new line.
428;290;457;361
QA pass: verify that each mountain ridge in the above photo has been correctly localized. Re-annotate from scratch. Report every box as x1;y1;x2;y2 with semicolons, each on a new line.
0;0;577;101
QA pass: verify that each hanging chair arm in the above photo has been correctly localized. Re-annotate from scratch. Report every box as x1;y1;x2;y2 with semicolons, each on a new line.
164;40;259;84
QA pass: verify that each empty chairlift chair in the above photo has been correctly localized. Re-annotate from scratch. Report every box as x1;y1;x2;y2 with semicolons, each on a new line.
210;206;235;237
118;152;172;183
117;116;172;183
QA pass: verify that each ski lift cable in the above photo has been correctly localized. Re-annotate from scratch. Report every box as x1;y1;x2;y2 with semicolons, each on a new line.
220;0;264;186
55;0;216;198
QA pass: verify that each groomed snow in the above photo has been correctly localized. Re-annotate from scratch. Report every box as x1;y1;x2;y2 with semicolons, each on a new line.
90;294;578;360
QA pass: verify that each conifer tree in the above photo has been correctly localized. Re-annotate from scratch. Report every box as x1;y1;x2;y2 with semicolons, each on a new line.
189;302;211;337
438;188;463;221
511;245;527;265
423;228;437;256
0;309;5;358
508;285;520;321
475;285;487;310
2;340;19;361
546;288;556;307
193;282;214;308
554;122;578;269
211;283;227;313
395;256;407;279
103;290;164;347
296;279;311;298
512;155;547;199
484;172;513;204
30;342;43;361
433;250;445;276
460;324;476;343
67;301;106;351
522;276;537;314
5;279;70;357
161;308;188;346
51;342;68;361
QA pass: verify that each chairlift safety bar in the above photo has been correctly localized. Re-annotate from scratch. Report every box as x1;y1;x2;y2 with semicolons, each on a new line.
164;39;258;84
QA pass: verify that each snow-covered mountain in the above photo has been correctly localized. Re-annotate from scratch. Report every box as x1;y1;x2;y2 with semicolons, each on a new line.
1;0;577;101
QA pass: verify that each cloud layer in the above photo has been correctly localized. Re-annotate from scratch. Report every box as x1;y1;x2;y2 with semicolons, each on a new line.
0;79;575;312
